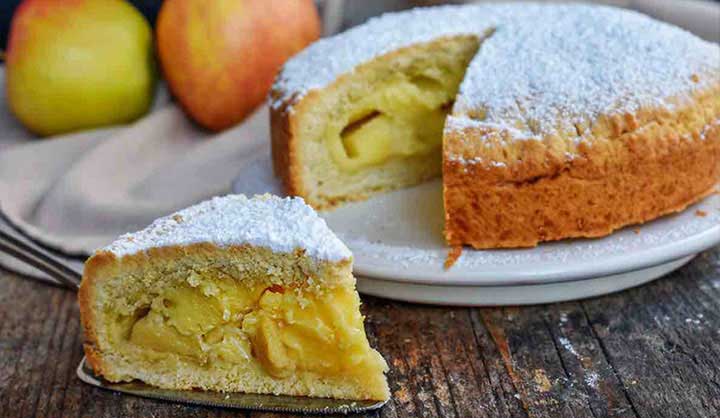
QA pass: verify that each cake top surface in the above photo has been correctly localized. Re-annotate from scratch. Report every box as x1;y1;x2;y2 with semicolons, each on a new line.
103;194;352;262
272;3;719;144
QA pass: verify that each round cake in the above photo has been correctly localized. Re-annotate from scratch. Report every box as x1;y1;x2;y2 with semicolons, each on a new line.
269;3;720;249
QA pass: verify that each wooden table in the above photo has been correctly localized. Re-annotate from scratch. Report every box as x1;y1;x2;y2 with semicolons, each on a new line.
1;247;719;418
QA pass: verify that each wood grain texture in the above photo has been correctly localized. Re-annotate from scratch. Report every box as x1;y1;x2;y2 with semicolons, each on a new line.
1;246;719;418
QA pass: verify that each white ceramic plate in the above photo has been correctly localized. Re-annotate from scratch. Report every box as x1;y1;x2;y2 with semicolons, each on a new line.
233;154;720;305
323;180;720;284
355;256;697;306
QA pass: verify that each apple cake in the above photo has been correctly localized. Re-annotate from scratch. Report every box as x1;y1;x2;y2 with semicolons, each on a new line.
78;194;389;401
270;4;720;249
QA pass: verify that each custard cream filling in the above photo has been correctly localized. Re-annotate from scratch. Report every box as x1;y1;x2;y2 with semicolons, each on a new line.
326;65;466;172
111;276;385;380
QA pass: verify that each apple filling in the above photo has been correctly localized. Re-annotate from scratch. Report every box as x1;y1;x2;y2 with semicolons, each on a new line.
111;276;385;380
325;63;468;172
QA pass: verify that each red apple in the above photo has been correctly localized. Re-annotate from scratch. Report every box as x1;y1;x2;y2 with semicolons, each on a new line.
156;0;321;131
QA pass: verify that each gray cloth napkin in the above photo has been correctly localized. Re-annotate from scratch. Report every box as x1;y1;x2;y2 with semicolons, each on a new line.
1;0;718;284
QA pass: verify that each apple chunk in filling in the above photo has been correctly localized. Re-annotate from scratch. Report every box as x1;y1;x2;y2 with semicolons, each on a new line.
112;277;386;381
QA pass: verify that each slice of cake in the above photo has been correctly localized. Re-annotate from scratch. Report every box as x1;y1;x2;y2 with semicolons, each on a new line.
270;4;720;249
78;194;389;401
271;32;482;209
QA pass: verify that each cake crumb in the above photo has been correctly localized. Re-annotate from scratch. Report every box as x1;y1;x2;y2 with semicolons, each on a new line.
695;210;707;217
633;228;641;234
585;372;599;389
533;369;552;392
444;246;463;270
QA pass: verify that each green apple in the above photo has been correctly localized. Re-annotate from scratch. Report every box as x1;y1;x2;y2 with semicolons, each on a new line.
6;0;156;137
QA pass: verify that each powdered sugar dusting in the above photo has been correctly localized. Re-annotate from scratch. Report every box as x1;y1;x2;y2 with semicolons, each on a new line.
559;337;579;357
457;4;720;140
272;4;501;108
103;194;352;262
272;3;719;149
585;372;599;389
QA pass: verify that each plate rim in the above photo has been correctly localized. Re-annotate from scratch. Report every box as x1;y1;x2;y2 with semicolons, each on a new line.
355;255;696;305
352;220;720;286
357;253;700;288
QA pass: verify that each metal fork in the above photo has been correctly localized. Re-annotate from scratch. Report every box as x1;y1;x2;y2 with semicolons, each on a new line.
0;228;81;290
0;228;387;414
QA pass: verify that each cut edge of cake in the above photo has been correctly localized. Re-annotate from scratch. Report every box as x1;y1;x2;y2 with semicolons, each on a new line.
269;3;720;249
271;33;486;209
78;194;390;401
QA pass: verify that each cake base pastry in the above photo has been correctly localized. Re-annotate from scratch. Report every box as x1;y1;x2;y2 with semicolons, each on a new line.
270;3;720;249
78;194;389;401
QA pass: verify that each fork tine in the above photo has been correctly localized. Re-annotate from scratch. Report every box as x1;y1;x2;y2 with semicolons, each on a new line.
0;230;81;289
0;229;82;281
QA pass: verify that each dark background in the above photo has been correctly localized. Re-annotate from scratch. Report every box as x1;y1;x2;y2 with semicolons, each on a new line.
0;0;718;50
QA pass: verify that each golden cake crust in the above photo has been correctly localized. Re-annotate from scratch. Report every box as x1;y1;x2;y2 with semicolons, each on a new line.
270;3;720;248
79;244;357;378
270;92;312;203
443;85;720;248
78;251;106;376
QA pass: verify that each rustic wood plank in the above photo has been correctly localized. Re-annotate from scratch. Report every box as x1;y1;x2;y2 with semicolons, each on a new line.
479;306;599;418
542;304;636;417
1;245;719;418
366;300;450;418
476;302;640;417
427;308;505;417
365;300;519;418
468;309;529;417
581;248;720;418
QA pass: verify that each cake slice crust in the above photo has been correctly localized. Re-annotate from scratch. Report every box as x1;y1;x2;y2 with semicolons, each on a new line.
79;195;389;401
